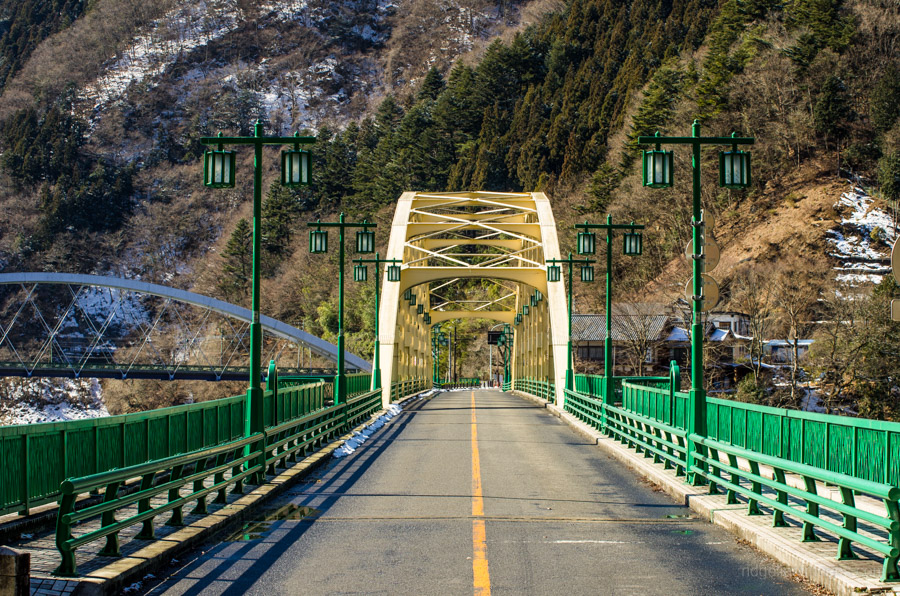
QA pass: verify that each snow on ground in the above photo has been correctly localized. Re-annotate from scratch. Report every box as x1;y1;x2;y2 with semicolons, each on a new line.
826;185;896;287
0;378;108;426
333;403;403;458
81;0;243;125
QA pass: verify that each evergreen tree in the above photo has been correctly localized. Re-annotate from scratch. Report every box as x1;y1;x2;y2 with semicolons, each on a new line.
261;182;300;256
219;218;252;303
814;75;851;145
871;63;900;134
417;67;445;102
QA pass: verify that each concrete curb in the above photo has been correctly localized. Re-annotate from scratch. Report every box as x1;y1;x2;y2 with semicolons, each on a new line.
65;394;424;596
510;390;899;596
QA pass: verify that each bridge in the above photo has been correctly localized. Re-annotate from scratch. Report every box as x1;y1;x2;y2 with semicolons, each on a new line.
1;191;899;596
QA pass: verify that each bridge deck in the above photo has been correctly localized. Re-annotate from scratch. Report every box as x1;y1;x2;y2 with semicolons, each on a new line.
141;390;806;595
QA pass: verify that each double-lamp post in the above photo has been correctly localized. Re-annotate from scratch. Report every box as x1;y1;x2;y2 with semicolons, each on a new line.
201;121;313;480
308;214;379;405
638;121;753;484
352;252;402;390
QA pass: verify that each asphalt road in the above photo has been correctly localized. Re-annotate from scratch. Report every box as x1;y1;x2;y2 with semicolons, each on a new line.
143;389;809;596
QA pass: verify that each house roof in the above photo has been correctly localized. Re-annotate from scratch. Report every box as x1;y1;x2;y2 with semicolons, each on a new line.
572;313;669;342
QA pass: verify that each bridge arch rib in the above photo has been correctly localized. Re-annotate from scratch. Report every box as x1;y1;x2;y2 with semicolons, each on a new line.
0;272;370;379
377;191;568;406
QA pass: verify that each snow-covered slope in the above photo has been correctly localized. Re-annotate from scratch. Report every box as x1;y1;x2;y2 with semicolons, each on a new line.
0;378;108;426
826;186;896;286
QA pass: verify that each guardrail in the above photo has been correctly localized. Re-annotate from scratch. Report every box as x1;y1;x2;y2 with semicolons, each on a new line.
1;379;328;518
346;373;373;397
440;378;481;390
390;378;428;401
621;378;900;488
569;375;900;580
54;432;266;577
1;393;246;517
690;434;900;581
513;378;555;401
53;386;388;576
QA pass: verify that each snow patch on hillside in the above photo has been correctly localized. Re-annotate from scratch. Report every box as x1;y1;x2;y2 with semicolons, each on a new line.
0;378;107;426
826;186;895;286
81;0;243;124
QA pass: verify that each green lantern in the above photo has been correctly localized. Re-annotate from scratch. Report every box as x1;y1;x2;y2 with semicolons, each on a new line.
309;226;328;253
424;313;431;325
581;264;595;282
409;295;416;306
403;288;412;301
547;264;561;282
356;226;375;253
530;295;537;307
719;148;751;189
642;148;674;188
417;304;424;315
523;305;530;316
577;230;596;255
535;290;543;302
623;231;643;256
353;264;367;282
387;264;401;282
515;314;522;325
203;148;236;188
281;145;310;187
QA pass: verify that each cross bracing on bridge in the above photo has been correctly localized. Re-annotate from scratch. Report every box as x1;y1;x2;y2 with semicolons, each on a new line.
0;273;369;381
378;192;569;405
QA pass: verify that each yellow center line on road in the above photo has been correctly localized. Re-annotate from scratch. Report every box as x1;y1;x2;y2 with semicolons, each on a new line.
471;390;491;596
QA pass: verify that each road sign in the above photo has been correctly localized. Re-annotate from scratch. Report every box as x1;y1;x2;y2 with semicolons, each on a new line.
684;237;720;272
685;274;720;312
487;331;502;345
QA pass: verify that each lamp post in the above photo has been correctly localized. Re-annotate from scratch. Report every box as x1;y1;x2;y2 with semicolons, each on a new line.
353;252;402;390
307;214;377;405
545;252;596;391
488;322;506;386
638;121;753;485
201;121;314;481
574;216;644;415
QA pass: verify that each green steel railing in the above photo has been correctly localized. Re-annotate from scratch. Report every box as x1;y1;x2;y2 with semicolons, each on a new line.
441;378;481;390
568;376;900;580
54;432;266;577
390;378;428;402
53;385;387;577
690;434;900;582
1;394;245;517
346;373;373;397
1;381;328;518
705;397;900;487
512;378;555;401
622;379;900;487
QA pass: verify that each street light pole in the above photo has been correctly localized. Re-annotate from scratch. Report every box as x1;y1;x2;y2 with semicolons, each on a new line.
307;214;377;405
638;122;754;485
546;253;596;391
353;253;402;390
573;216;644;416
201;122;314;483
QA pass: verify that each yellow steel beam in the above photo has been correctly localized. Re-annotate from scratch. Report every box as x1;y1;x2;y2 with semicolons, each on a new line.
399;267;547;294
406;223;541;237
429;310;516;325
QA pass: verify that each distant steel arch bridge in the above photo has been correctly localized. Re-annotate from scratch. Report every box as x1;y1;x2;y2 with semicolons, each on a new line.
0;273;370;381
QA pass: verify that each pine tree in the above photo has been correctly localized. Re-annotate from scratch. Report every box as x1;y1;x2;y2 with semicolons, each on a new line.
871;64;900;134
261;183;300;256
418;67;445;102
219;218;252;303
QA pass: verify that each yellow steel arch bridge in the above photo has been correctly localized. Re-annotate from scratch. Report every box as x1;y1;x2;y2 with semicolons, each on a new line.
377;191;569;407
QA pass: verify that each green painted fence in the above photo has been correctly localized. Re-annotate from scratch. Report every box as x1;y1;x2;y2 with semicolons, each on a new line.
568;376;900;580
390;378;428;401
513;378;555;401
54;384;388;576
620;378;900;488
347;373;373;397
1;381;328;517
705;396;900;487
